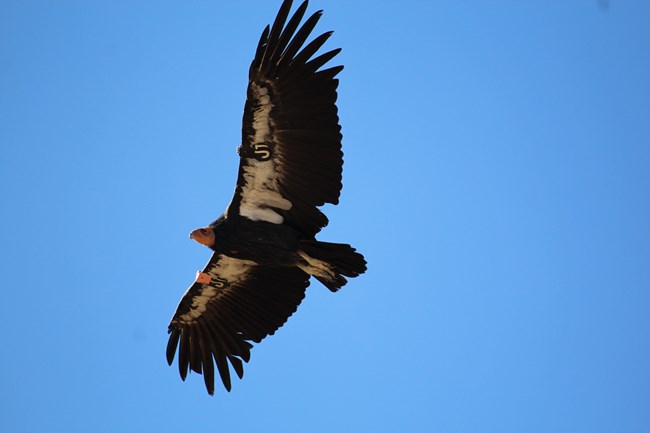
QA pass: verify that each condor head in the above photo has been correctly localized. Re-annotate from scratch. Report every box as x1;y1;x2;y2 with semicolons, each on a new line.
189;227;215;247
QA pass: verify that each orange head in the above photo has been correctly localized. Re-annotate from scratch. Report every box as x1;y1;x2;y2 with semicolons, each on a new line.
189;227;215;247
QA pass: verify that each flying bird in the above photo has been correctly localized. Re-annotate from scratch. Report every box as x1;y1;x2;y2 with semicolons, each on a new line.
166;0;366;395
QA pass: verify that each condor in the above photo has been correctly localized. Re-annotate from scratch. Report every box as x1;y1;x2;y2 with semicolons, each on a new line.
166;0;366;395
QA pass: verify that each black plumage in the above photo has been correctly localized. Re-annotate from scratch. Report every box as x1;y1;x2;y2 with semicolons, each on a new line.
167;0;366;395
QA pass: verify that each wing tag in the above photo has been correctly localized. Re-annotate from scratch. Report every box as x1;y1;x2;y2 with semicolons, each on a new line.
253;143;271;161
238;141;273;161
195;271;227;288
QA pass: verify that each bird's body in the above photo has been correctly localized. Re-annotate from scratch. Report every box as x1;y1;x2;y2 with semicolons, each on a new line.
166;0;366;395
208;216;301;266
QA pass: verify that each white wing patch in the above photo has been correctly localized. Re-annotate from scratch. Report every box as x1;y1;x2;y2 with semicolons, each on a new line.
177;255;255;324
239;83;292;224
252;85;272;143
240;159;291;223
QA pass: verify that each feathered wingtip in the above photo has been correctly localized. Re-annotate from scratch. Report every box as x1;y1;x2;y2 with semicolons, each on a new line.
251;0;341;80
166;323;252;395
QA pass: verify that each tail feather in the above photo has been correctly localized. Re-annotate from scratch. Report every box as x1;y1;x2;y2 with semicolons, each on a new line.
298;240;366;292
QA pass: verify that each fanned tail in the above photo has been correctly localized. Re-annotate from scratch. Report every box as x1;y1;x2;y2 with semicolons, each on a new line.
298;240;367;292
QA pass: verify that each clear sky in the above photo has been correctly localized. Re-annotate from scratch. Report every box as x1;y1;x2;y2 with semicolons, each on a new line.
1;1;649;432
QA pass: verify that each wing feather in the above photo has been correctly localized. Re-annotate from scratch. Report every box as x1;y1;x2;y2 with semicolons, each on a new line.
270;1;309;65
165;329;180;366
277;29;330;77
178;330;190;380
228;354;245;380
259;0;293;75
197;324;216;394
230;0;344;237
167;253;309;394
189;326;202;375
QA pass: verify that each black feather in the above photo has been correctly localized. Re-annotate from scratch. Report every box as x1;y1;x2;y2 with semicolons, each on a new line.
259;0;293;75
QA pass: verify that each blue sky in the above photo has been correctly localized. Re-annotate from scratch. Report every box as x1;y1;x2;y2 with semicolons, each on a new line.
1;1;649;432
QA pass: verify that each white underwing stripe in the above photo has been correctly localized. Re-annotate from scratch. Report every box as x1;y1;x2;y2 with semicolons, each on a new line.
239;82;292;224
178;256;255;323
252;85;272;143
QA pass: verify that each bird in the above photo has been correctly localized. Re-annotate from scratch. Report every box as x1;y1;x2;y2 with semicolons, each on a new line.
166;0;366;395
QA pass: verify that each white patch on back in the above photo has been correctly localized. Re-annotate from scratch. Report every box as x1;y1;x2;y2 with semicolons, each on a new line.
239;83;292;224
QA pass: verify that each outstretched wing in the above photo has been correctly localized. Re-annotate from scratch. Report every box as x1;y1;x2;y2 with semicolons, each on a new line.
167;253;309;394
227;0;345;237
